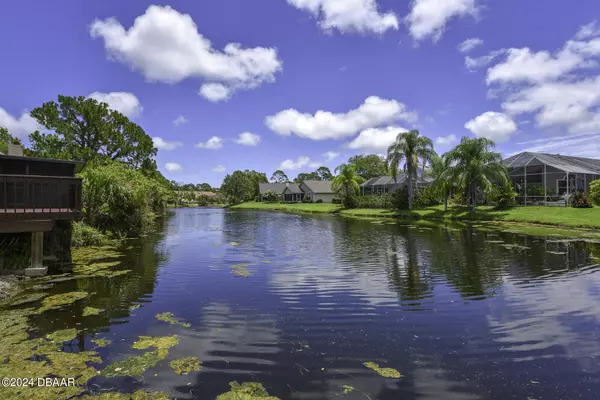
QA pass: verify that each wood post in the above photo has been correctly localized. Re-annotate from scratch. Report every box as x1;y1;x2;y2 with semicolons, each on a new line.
26;231;47;276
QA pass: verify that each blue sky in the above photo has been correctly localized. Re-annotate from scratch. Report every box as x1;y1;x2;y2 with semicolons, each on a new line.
1;0;600;186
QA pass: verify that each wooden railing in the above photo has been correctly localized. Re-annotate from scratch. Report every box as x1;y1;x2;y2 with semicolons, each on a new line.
0;174;82;220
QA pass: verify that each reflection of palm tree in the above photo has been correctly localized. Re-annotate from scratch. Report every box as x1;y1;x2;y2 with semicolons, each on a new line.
387;229;431;302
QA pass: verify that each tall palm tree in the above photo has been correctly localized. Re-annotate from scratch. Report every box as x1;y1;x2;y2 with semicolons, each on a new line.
333;164;364;207
426;154;452;211
386;130;437;210
444;137;509;211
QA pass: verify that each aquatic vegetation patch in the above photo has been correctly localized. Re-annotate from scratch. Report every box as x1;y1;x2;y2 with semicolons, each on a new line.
72;246;123;266
342;385;355;393
132;335;180;357
363;362;402;378
83;306;103;316
216;381;280;400
228;242;240;246
170;356;202;374
37;291;88;313
92;339;112;347
129;304;141;311
47;328;78;343
262;259;271;263
101;351;164;378
231;264;251;277
31;283;54;291
8;292;48;307
155;312;191;328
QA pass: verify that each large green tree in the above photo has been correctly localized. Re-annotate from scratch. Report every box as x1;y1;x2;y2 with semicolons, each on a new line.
426;154;452;211
270;170;289;183
0;127;21;154
315;166;333;180
387;130;436;210
244;170;268;200
29;95;156;168
332;164;365;208
346;154;387;180
444;137;509;211
221;171;251;204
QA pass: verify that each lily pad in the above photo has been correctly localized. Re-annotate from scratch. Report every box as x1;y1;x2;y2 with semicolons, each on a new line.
170;356;202;375
37;291;88;313
216;381;280;400
231;264;251;278
47;328;78;343
92;339;112;347
155;312;190;328
83;307;103;317
363;361;402;378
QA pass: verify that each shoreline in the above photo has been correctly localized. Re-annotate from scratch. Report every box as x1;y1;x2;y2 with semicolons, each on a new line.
228;202;600;239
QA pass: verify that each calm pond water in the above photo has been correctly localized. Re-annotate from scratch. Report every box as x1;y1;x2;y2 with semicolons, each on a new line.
6;208;600;399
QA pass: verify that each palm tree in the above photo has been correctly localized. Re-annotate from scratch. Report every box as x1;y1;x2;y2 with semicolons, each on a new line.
332;164;364;207
386;130;437;210
444;137;509;211
426;154;452;211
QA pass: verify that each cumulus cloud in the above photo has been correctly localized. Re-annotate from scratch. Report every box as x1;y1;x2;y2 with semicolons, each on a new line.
464;112;517;142
323;151;340;162
212;165;226;173
278;156;311;170
199;83;232;102
153;137;182;151
406;0;478;42
234;132;260;146
173;115;188;126
346;126;408;152
165;162;182;172
90;5;282;100
575;21;600;40
435;134;457;146
88;91;142;118
286;0;398;35
458;37;483;53
265;96;416;141
196;136;224;149
465;49;506;70
0;108;39;138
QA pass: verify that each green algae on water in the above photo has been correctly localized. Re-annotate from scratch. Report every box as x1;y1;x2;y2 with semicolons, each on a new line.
342;385;355;393
101;351;164;378
155;312;191;328
83;306;103;316
129;304;141;311
363;361;402;378
216;381;280;400
231;263;251;277
262;259;271;263
37;291;88;313
170;356;202;375
47;328;78;343
228;242;240;246
92;338;112;347
8;292;48;307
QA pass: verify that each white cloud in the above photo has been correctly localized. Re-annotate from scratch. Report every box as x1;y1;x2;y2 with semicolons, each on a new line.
458;37;483;53
88;91;142;118
0;108;39;138
173;115;188;126
90;5;282;100
346;126;407;152
165;162;182;172
575;21;600;40
234;131;260;146
212;165;226;173
265;96;416;141
323;151;340;162
196;136;224;149
199;83;232;102
278;156;311;170
308;162;322;169
464;111;517;142
465;49;506;70
406;0;477;42
153;137;183;151
286;0;398;35
435;134;457;146
514;132;600;159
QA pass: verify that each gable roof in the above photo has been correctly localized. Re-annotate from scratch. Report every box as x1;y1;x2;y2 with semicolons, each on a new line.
301;180;334;193
360;174;432;187
259;183;287;194
282;183;303;194
503;152;600;174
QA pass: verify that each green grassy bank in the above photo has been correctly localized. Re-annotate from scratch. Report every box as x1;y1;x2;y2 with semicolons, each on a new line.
230;202;600;230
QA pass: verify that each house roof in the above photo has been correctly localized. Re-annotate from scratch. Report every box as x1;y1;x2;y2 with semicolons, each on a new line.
259;183;287;194
360;174;432;187
302;180;334;193
0;154;83;165
282;183;303;194
503;152;600;174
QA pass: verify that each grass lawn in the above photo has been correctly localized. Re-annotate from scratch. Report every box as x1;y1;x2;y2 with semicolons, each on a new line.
230;202;600;230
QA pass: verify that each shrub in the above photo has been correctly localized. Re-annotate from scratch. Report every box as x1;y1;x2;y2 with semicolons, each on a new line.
571;191;593;208
262;189;281;202
525;183;545;197
391;188;409;210
590;179;600;206
72;222;111;247
451;190;468;206
354;194;392;209
343;196;358;209
331;198;341;205
413;186;441;208
302;199;313;203
490;183;517;210
315;199;324;203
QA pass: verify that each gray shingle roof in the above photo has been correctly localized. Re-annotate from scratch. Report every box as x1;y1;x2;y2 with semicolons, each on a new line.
504;152;600;174
302;180;334;193
259;183;287;194
282;183;303;194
